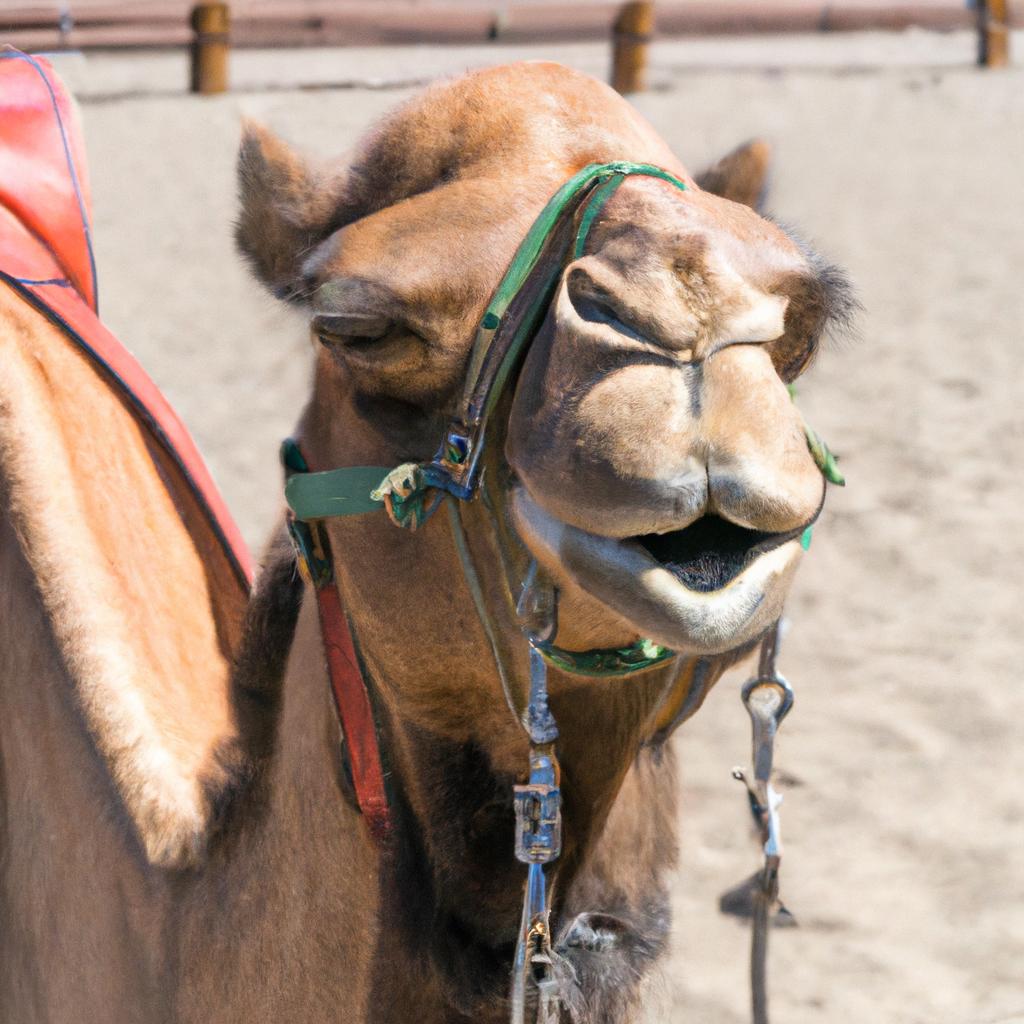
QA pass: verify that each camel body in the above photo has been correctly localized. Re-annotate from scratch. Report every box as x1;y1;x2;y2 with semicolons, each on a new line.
0;56;850;1023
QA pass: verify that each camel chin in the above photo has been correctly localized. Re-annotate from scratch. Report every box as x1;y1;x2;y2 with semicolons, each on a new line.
511;486;805;656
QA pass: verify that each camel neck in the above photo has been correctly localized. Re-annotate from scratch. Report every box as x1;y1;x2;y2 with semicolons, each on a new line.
221;376;695;1016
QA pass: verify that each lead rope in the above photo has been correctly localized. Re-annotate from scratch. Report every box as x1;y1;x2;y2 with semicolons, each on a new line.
510;647;562;1024
510;565;563;1024
732;621;795;1024
446;463;803;1024
446;493;564;1024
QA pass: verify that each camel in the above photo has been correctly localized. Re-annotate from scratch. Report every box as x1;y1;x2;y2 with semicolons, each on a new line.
0;55;852;1023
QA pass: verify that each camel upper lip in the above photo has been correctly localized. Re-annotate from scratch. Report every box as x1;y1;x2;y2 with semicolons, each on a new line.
631;514;812;594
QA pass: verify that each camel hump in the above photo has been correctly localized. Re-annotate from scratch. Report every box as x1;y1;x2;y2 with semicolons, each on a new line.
0;281;246;869
0;55;253;869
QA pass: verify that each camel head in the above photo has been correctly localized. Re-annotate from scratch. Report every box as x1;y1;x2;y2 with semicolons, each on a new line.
236;62;852;662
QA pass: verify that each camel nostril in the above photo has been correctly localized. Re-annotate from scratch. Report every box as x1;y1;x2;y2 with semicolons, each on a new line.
573;294;647;345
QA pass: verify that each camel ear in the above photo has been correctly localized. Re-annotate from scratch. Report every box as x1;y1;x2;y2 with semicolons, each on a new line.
235;121;349;302
695;139;771;211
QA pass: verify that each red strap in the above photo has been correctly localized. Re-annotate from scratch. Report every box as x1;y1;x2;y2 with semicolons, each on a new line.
314;579;392;842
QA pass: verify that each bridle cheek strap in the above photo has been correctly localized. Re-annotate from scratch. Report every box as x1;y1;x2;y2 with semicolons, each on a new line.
315;582;391;842
283;440;391;842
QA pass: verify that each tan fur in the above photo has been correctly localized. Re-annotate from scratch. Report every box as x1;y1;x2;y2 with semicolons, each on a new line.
227;62;848;1022
0;281;235;867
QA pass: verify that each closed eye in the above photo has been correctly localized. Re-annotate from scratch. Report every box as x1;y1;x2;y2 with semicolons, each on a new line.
312;314;393;348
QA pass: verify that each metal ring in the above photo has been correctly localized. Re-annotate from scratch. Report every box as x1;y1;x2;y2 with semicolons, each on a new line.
741;673;794;725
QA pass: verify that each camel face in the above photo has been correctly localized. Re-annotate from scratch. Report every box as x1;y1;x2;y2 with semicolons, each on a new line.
237;61;851;658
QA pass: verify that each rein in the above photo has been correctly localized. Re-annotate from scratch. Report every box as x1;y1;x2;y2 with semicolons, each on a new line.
281;161;841;1023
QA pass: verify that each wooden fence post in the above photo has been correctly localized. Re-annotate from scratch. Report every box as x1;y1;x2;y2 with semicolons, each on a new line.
611;1;654;94
190;3;230;94
978;0;1010;67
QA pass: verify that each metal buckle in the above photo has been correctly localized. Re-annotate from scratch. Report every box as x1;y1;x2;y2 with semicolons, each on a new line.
513;751;562;865
426;424;480;501
285;515;333;588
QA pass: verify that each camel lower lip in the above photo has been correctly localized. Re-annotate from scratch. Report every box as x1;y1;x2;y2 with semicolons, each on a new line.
511;488;805;656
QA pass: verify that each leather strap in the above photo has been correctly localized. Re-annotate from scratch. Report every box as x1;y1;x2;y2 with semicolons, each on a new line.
284;463;390;520
282;441;392;842
314;578;391;842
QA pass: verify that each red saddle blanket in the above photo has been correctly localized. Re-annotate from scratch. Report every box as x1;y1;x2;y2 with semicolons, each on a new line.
0;49;252;586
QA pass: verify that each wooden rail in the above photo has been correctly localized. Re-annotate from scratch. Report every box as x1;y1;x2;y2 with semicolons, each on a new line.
190;3;229;93
611;1;654;94
4;2;1014;52
0;1;1014;93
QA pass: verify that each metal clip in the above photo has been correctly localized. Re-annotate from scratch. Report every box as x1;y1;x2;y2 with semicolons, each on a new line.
513;751;562;865
511;863;558;1024
510;618;563;1024
735;671;792;890
510;745;562;1023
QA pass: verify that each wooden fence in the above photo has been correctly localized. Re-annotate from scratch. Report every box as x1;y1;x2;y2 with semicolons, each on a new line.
1;1;1016;94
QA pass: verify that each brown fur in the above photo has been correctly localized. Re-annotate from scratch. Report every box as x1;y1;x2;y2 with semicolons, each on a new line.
695;138;772;211
1;62;852;1022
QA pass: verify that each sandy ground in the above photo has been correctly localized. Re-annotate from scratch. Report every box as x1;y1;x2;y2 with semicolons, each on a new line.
45;32;1024;1023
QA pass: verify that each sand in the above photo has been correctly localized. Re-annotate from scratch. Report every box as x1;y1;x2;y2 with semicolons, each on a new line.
48;33;1024;1022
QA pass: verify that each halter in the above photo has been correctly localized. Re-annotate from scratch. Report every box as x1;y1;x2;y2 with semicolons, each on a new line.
284;159;842;670
281;160;845;1022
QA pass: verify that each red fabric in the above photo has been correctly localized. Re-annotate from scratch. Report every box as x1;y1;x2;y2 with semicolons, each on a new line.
315;581;392;841
0;50;253;587
0;51;96;310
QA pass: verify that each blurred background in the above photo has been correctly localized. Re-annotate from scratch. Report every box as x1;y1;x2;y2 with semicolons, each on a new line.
3;2;1023;1021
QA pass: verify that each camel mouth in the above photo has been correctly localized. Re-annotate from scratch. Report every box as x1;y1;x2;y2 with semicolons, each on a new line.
511;487;808;656
633;516;806;594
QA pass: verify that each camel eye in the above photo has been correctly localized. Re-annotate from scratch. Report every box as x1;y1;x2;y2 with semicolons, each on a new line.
312;314;393;349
